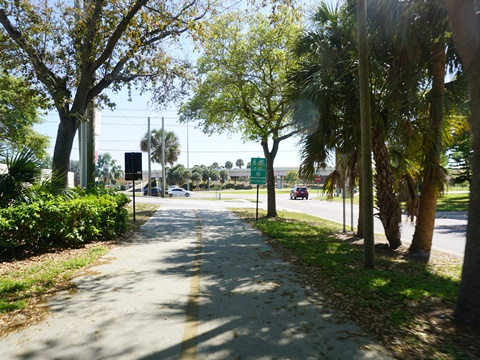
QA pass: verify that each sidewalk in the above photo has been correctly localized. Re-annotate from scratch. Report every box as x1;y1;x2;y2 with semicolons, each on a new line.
0;207;393;359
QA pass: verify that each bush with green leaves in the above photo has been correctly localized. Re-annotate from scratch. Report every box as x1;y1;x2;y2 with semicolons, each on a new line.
0;191;130;257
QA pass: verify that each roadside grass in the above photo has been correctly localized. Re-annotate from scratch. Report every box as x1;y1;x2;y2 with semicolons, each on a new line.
436;193;469;212
232;208;477;359
0;202;159;317
315;192;470;212
0;246;108;313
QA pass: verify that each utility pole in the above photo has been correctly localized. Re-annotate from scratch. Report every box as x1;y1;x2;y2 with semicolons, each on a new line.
357;0;375;268
161;117;166;198
186;120;190;191
147;117;151;196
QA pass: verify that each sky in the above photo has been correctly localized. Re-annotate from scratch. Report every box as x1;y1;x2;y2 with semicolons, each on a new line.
33;0;341;172
35;92;306;171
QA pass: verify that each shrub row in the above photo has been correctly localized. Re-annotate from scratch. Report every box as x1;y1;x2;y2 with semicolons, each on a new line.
0;192;130;256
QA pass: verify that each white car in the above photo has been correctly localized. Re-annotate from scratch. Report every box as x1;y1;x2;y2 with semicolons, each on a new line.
168;188;193;197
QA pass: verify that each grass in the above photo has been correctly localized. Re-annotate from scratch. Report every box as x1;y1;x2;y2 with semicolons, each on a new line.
0;202;159;316
315;192;470;212
232;208;477;359
0;246;108;313
436;193;469;212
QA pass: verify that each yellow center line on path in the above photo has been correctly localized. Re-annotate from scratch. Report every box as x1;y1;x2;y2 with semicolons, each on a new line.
180;210;202;359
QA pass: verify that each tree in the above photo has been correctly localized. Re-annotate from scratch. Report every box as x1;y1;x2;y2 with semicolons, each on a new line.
38;154;52;169
447;123;472;186
179;7;303;217
140;129;181;166
445;0;480;327
0;70;49;157
236;159;244;169
0;0;214;187
219;169;230;184
225;161;233;169
167;164;190;186
190;171;202;190
96;153;123;185
285;170;299;186
0;148;41;207
405;0;453;256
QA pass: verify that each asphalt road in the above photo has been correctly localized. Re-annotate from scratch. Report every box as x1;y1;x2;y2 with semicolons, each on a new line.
136;191;467;256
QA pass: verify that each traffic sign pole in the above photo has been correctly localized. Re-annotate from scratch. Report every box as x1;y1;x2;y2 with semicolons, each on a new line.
256;185;259;221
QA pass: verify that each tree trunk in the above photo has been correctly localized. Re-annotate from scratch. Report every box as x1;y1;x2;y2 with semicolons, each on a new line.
371;127;402;249
409;41;446;256
52;114;78;188
445;0;480;327
262;139;279;218
455;68;480;326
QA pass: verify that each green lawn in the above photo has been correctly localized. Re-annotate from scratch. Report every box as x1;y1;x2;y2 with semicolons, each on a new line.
436;193;469;212
233;208;476;359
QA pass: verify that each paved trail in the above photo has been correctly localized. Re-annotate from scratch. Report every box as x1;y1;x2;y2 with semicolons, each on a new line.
1;207;393;359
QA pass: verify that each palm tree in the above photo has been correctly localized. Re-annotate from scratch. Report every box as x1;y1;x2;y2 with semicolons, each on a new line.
291;0;439;249
398;0;457;256
140;129;181;166
0;148;41;207
445;0;480;326
96;153;124;185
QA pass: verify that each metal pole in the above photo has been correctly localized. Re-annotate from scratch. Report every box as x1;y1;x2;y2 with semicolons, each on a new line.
161;117;166;197
186;120;190;191
351;184;354;231
147;117;151;196
80;120;88;188
342;176;346;232
256;184;259;221
132;153;136;222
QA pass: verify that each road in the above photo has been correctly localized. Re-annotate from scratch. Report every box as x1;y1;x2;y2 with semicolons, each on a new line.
136;191;467;256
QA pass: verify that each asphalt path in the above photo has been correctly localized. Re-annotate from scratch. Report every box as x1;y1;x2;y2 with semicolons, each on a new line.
1;203;393;359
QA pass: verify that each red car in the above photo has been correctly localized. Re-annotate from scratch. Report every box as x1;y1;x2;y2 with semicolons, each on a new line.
290;186;309;200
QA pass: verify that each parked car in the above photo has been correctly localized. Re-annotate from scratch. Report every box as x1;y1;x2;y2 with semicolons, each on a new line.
143;187;162;196
290;186;309;200
168;188;193;197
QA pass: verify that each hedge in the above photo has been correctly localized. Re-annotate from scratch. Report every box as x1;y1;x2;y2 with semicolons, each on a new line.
0;193;130;256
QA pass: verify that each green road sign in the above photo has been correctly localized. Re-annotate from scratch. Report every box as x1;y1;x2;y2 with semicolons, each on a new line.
250;157;267;185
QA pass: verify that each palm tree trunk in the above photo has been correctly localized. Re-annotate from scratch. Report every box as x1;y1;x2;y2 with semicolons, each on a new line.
445;0;480;326
409;41;446;256
455;63;480;326
371;127;402;249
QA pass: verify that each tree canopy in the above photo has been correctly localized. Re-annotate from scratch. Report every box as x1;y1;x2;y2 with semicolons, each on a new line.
179;6;304;217
0;71;49;157
140;129;181;166
0;0;218;186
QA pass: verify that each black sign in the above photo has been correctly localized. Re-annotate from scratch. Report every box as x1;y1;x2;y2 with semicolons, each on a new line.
125;152;143;180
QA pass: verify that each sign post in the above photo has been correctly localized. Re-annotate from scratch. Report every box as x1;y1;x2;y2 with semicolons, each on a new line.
125;152;143;222
250;158;267;221
315;174;321;199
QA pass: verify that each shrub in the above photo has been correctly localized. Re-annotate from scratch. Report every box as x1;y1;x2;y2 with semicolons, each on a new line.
0;192;130;257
